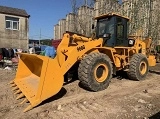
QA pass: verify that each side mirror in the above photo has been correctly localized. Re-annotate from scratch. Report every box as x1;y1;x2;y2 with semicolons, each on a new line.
103;33;111;39
92;24;95;29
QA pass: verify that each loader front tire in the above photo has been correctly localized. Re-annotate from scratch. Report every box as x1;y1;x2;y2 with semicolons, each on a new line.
127;53;149;81
78;52;113;92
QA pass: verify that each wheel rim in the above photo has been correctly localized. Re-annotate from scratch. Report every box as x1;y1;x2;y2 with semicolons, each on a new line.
139;61;147;75
94;63;108;82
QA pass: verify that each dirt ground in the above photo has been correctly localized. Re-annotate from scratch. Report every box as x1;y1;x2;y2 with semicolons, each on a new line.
0;64;160;119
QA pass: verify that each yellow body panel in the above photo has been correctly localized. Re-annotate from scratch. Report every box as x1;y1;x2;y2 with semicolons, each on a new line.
148;55;156;66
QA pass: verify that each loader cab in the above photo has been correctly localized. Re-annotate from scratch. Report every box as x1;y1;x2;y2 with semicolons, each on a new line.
95;13;129;47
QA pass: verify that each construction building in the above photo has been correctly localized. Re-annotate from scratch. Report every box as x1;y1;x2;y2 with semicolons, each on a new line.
94;0;120;17
53;0;159;42
58;19;66;39
66;13;76;33
77;5;94;37
53;24;60;40
121;0;160;40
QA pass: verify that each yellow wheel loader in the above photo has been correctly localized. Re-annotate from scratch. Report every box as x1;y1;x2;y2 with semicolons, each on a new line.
9;13;156;112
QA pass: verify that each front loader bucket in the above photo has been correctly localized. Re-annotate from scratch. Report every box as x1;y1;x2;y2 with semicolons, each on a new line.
10;53;64;112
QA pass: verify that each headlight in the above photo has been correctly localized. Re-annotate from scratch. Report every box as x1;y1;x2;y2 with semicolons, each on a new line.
103;33;110;39
129;39;134;45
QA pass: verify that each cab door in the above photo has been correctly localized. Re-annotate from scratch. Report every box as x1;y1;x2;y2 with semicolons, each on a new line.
115;17;128;47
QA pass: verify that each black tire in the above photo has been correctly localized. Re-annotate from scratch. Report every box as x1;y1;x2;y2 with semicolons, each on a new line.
127;53;149;81
78;52;113;92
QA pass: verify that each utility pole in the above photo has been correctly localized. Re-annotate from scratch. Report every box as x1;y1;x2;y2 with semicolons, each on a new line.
39;29;41;46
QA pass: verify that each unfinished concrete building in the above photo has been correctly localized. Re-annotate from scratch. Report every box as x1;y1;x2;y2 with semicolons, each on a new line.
53;0;159;42
121;0;160;41
151;0;160;41
66;13;76;33
53;24;60;40
94;0;120;17
58;19;66;38
77;5;94;37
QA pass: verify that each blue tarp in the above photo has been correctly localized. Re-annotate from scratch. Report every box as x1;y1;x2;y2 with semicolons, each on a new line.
40;45;47;51
44;46;56;58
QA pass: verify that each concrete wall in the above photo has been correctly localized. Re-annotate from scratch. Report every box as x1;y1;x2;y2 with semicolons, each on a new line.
0;13;29;51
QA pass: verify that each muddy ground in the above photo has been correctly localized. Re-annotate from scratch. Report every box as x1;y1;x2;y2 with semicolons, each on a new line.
0;64;160;119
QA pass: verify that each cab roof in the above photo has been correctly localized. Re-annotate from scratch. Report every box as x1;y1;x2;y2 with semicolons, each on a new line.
94;13;130;21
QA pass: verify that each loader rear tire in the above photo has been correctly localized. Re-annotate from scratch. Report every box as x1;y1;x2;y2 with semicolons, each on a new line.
78;52;113;92
127;53;149;81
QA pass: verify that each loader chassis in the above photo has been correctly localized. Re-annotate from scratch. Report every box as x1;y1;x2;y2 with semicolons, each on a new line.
10;13;156;112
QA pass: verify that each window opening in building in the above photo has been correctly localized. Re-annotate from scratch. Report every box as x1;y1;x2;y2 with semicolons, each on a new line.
5;16;19;30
